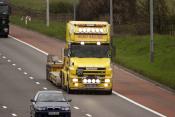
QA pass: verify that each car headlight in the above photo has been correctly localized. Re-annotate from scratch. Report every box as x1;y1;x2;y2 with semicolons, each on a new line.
61;107;70;111
4;28;8;32
36;107;46;111
105;79;110;83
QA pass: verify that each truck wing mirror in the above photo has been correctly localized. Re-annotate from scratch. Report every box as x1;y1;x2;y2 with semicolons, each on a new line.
64;49;70;57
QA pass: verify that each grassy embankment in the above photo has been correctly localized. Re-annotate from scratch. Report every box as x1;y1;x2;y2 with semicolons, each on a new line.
113;35;175;89
10;0;175;90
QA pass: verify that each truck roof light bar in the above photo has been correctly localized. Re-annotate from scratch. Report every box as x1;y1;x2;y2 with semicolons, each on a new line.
77;28;106;34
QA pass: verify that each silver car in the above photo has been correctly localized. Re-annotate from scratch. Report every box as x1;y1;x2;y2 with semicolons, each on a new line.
30;90;71;117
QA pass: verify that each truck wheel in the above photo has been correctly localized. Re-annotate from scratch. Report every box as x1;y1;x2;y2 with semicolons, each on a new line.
46;68;49;81
4;35;8;38
67;83;73;94
105;89;112;95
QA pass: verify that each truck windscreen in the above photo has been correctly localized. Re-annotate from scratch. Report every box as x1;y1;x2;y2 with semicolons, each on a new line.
70;44;110;58
0;5;8;14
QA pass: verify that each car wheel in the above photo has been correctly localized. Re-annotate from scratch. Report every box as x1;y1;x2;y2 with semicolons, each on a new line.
66;113;71;117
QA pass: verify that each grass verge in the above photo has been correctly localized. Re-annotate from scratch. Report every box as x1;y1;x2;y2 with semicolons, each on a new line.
113;35;175;89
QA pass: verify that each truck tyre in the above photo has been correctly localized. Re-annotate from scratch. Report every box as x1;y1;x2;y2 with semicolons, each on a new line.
105;89;112;95
4;35;8;38
46;66;49;81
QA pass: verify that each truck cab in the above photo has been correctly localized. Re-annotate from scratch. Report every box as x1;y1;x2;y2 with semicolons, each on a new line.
0;0;10;38
61;21;112;94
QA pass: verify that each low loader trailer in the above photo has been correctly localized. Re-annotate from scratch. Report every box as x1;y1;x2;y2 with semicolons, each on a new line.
46;21;113;94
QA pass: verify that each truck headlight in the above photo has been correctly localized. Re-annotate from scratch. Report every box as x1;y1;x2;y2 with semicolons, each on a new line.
105;79;110;83
72;78;78;83
104;83;109;87
83;79;87;84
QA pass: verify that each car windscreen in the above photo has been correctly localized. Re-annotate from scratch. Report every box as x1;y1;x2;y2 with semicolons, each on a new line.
37;93;66;102
70;44;110;58
0;5;8;14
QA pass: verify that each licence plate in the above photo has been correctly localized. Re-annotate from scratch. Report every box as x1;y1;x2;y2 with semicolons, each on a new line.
48;112;60;115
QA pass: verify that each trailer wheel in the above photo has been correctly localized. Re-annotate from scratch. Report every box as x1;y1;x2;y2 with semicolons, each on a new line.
46;67;50;81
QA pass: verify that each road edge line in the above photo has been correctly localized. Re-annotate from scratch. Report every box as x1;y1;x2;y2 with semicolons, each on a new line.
9;35;49;55
10;35;167;117
112;91;167;117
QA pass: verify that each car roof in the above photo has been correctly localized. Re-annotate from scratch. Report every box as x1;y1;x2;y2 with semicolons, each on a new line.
37;90;63;94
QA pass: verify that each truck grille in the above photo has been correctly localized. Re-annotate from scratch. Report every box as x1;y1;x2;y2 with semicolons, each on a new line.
77;67;106;76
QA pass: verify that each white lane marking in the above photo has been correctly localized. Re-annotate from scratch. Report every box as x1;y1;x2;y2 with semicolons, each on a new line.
2;106;7;109
11;113;17;116
24;72;27;75
7;59;11;62
2;56;6;59
86;114;92;117
73;106;80;110
10;35;167;117
43;87;48;90
12;64;16;66
17;68;22;71
29;76;34;80
9;35;49;55
35;82;40;85
112;91;167;117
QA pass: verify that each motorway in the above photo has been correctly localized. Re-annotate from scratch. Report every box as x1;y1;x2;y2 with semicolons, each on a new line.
0;37;164;117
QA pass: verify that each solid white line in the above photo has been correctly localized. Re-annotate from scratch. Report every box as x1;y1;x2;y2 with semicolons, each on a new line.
112;91;167;117
10;35;167;117
73;106;80;110
9;35;48;55
11;113;17;116
2;106;7;109
86;114;92;117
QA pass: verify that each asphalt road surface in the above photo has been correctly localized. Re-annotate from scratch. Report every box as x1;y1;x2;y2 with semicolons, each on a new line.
0;37;163;117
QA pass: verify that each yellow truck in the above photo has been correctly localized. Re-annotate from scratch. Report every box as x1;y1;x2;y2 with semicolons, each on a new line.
46;21;113;94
